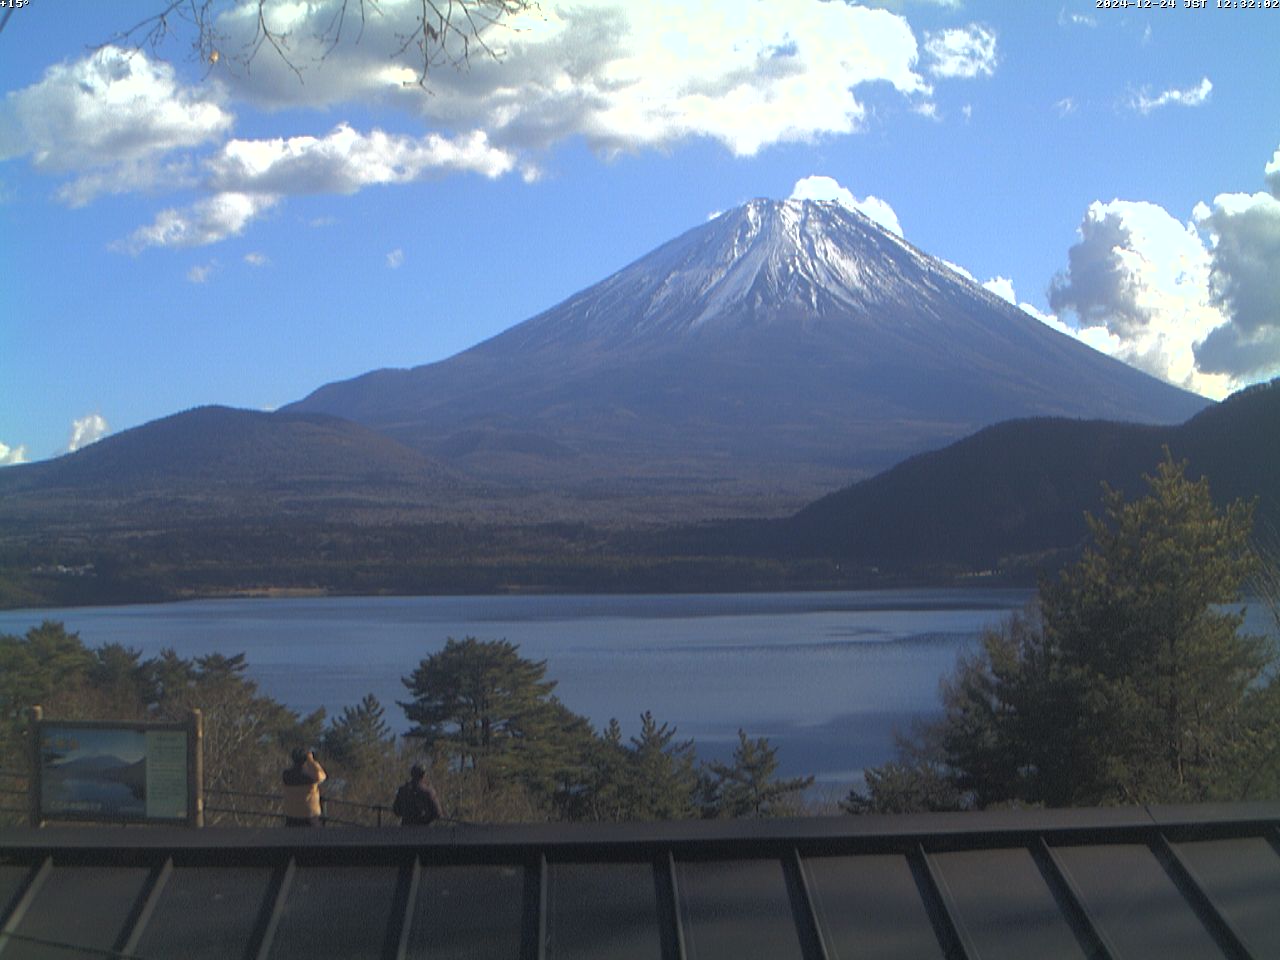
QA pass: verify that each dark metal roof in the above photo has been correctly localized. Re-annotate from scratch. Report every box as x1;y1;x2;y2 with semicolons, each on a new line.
1;803;1278;959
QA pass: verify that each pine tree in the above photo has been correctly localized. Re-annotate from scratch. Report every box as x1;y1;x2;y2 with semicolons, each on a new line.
702;729;814;818
400;637;558;770
850;455;1278;811
399;637;595;812
1033;456;1264;803
624;711;700;820
322;694;394;776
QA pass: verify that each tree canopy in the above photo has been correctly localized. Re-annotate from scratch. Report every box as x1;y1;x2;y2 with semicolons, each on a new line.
4;630;817;826
852;455;1279;812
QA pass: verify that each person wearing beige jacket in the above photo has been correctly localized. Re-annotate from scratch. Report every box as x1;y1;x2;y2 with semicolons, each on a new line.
282;748;326;826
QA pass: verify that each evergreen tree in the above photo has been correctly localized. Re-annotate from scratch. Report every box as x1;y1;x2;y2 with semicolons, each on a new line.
401;637;556;767
850;455;1277;811
322;694;394;776
400;637;595;812
623;711;700;820
702;729;814;818
578;719;632;821
1032;456;1264;803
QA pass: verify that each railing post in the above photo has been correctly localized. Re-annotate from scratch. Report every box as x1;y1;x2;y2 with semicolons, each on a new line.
26;706;41;829
189;710;204;828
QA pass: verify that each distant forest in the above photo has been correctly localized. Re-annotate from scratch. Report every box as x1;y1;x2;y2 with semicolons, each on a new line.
1;380;1275;610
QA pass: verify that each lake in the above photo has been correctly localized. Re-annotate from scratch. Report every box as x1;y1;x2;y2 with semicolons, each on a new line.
15;588;1270;793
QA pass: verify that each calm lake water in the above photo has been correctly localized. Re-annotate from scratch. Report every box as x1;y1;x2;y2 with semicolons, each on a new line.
8;589;1270;791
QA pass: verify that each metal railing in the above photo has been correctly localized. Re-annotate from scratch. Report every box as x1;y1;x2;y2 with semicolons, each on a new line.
0;769;405;828
203;787;397;828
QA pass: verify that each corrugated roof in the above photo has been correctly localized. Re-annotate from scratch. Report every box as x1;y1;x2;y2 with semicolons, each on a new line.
1;803;1278;959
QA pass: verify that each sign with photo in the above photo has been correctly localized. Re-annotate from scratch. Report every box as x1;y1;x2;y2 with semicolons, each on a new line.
36;717;201;825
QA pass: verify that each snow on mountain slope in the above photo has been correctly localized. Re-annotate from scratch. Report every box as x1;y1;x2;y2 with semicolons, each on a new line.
495;199;1017;351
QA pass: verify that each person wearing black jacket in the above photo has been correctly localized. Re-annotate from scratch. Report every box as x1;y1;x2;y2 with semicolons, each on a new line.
392;764;445;826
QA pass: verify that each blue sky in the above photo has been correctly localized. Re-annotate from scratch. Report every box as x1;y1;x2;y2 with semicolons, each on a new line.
2;0;1279;465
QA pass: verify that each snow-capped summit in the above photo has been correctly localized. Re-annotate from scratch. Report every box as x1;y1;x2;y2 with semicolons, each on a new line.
287;199;1208;517
503;199;1008;350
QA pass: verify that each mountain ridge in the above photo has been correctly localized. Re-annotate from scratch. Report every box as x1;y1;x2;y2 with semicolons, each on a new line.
286;199;1209;515
777;378;1280;572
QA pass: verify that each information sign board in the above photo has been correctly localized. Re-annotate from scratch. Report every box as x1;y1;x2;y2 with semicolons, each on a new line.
33;715;202;826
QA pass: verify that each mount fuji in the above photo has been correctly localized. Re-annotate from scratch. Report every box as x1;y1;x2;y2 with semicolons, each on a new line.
287;199;1208;516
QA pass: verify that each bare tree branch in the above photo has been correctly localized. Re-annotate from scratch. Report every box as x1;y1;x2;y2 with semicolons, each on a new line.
96;0;536;86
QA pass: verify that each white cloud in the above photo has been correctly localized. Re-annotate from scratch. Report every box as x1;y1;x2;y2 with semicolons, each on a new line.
1266;148;1280;197
861;0;961;8
1059;10;1097;27
1192;188;1280;379
187;262;217;283
790;175;903;236
0;46;232;206
0;441;27;466
210;0;931;157
1048;199;1235;398
941;259;976;283
208;124;515;194
982;276;1016;304
1016;299;1062;328
118;192;280;252
67;413;109;453
1045;147;1280;394
4;2;1000;248
1130;77;1212;115
244;251;269;267
386;248;405;269
923;24;997;79
1056;98;1077;116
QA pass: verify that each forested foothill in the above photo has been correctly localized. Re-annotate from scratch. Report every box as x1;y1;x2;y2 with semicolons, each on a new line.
1;380;1275;610
0;630;813;828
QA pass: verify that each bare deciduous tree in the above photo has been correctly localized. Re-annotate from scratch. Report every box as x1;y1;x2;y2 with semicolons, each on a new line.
99;0;536;86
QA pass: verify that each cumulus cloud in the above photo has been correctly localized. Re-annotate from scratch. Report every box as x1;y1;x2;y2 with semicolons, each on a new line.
1045;147;1280;393
923;24;997;79
0;441;27;466
3;2;1003;248
67;414;109;453
386;248;405;269
1130;77;1212;115
0;46;231;206
118;192;280;252
1047;199;1236;398
790;175;903;237
209;0;931;157
208;124;515;194
1266;148;1280;196
1192;190;1280;379
982;276;1016;304
244;251;269;266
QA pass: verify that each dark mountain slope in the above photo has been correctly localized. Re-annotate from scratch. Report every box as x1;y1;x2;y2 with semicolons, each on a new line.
0;406;461;524
287;199;1208;515
782;379;1279;572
